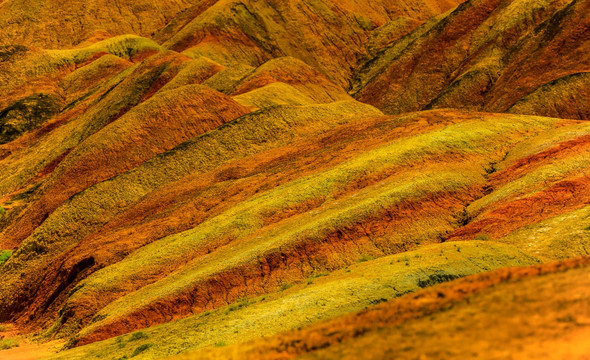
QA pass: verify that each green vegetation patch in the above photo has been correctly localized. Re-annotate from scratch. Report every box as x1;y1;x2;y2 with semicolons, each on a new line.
131;343;153;357
0;250;13;265
129;332;148;342
0;338;19;350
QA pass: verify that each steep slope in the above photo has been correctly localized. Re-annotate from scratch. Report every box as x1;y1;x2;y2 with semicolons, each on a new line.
158;0;462;86
448;123;590;259
0;35;163;115
0;0;201;48
46;242;539;360
230;57;353;108
62;110;555;346
0;100;382;331
0;46;187;245
483;0;590;115
1;0;590;359
507;72;590;119
1;82;250;248
353;0;590;119
3;109;589;354
179;256;590;360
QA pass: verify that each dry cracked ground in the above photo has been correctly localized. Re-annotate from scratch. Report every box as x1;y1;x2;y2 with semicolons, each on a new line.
0;0;589;359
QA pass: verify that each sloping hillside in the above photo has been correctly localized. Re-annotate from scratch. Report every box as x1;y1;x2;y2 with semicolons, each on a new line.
157;0;462;86
180;257;590;359
0;0;589;359
0;0;201;48
353;0;590;120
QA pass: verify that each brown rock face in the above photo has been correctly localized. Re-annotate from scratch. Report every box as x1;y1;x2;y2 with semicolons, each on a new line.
354;0;590;120
0;0;202;48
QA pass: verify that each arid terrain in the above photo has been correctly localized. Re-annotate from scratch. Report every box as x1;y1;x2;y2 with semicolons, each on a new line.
0;0;589;359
